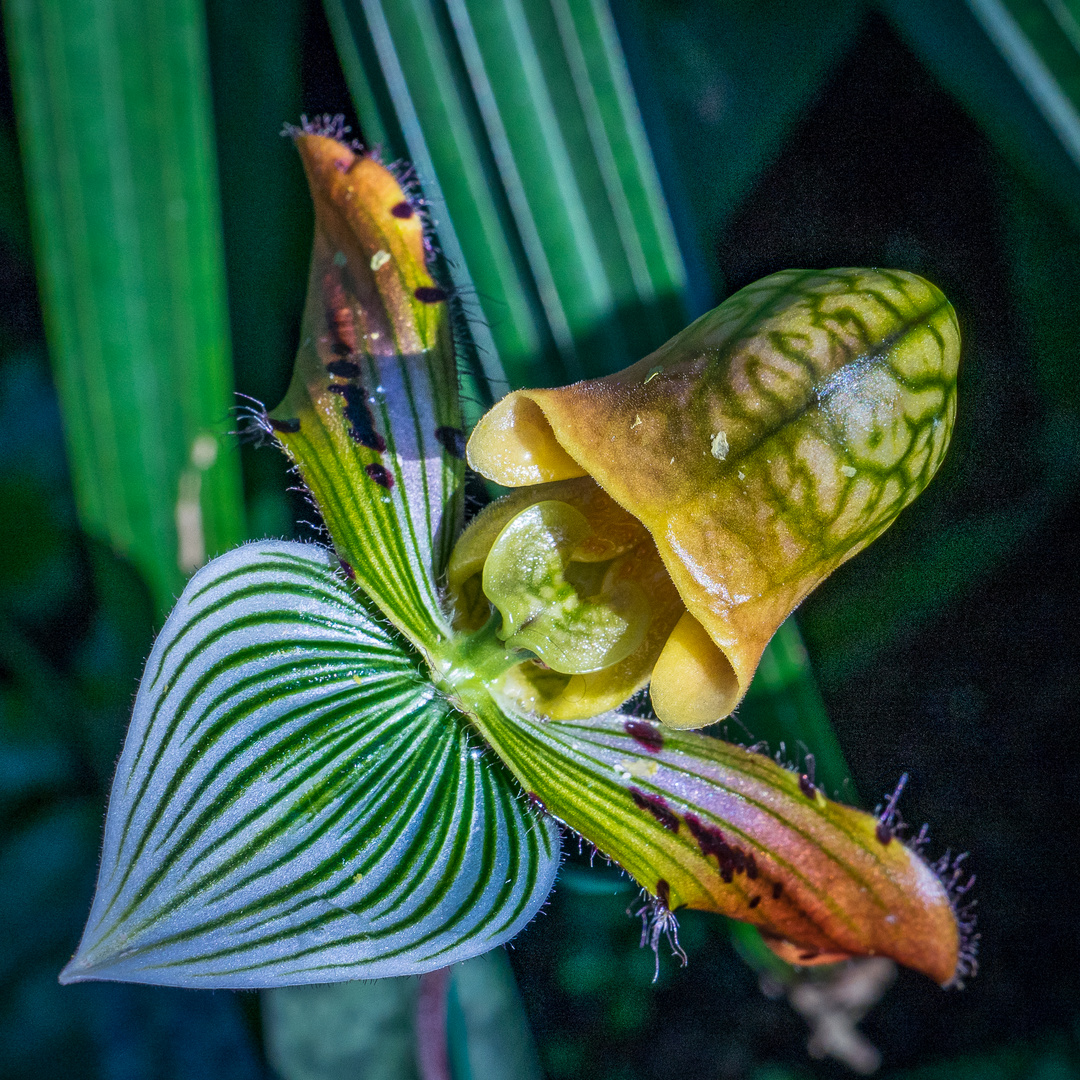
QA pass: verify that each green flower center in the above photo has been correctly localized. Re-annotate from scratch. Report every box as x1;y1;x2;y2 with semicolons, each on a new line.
482;500;651;674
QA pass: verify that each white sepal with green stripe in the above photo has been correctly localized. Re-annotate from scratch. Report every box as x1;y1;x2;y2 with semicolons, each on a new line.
61;541;560;989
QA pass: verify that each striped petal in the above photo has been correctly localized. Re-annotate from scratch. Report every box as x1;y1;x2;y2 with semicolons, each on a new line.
61;542;559;988
465;696;963;986
268;127;464;650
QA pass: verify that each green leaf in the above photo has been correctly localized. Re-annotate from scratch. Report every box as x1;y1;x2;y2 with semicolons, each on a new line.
464;696;962;986
447;949;544;1080
2;0;245;617
263;977;424;1080
60;540;560;988
882;0;1080;230
268;130;464;650
325;0;689;388
261;950;543;1080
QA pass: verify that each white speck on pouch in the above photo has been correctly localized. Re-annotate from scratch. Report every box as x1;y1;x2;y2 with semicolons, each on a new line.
710;430;729;461
631;414;642;429
644;365;663;384
738;470;746;480
370;249;391;271
670;457;675;465
351;674;364;686
370;332;380;340
841;465;857;477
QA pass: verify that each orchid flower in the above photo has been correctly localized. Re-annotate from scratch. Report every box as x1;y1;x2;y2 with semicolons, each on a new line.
61;122;975;993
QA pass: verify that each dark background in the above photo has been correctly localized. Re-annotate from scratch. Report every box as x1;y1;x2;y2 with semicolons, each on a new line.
2;2;1079;1078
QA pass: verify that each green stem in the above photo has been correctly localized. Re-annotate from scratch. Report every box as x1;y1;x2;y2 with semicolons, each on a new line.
431;616;525;701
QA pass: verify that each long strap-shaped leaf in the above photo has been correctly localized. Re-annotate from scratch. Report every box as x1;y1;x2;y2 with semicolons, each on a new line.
4;0;245;617
268;130;464;650
466;697;960;985
326;0;689;386
61;541;559;988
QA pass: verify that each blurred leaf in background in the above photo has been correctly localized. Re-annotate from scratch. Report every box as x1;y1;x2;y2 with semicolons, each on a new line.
0;0;265;1074
3;0;246;621
204;0;309;544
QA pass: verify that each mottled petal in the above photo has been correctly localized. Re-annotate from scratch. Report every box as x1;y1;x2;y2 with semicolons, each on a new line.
468;269;959;726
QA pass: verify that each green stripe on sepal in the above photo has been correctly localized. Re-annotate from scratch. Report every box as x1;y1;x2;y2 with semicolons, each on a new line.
61;541;559;988
268;128;465;651
464;694;961;986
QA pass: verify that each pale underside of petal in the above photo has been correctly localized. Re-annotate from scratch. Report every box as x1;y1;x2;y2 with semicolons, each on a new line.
62;542;559;988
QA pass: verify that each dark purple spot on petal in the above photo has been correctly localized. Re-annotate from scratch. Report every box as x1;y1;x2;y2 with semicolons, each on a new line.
268;417;300;434
326;359;361;379
629;788;680;832
656;879;670;909
414;286;447;304
748;895;760;909
684;814;726;858
684;814;755;884
391;200;414;218
624;718;663;753
365;463;394;489
327;383;385;451
323;270;357;355
339;558;355;580
799;773;816;799
876;821;894;845
772;882;783;900
435;425;467;460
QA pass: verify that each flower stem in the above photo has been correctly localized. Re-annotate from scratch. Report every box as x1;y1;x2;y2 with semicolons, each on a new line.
415;968;452;1080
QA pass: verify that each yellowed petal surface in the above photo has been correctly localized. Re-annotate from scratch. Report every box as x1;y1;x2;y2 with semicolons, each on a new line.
463;700;962;986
